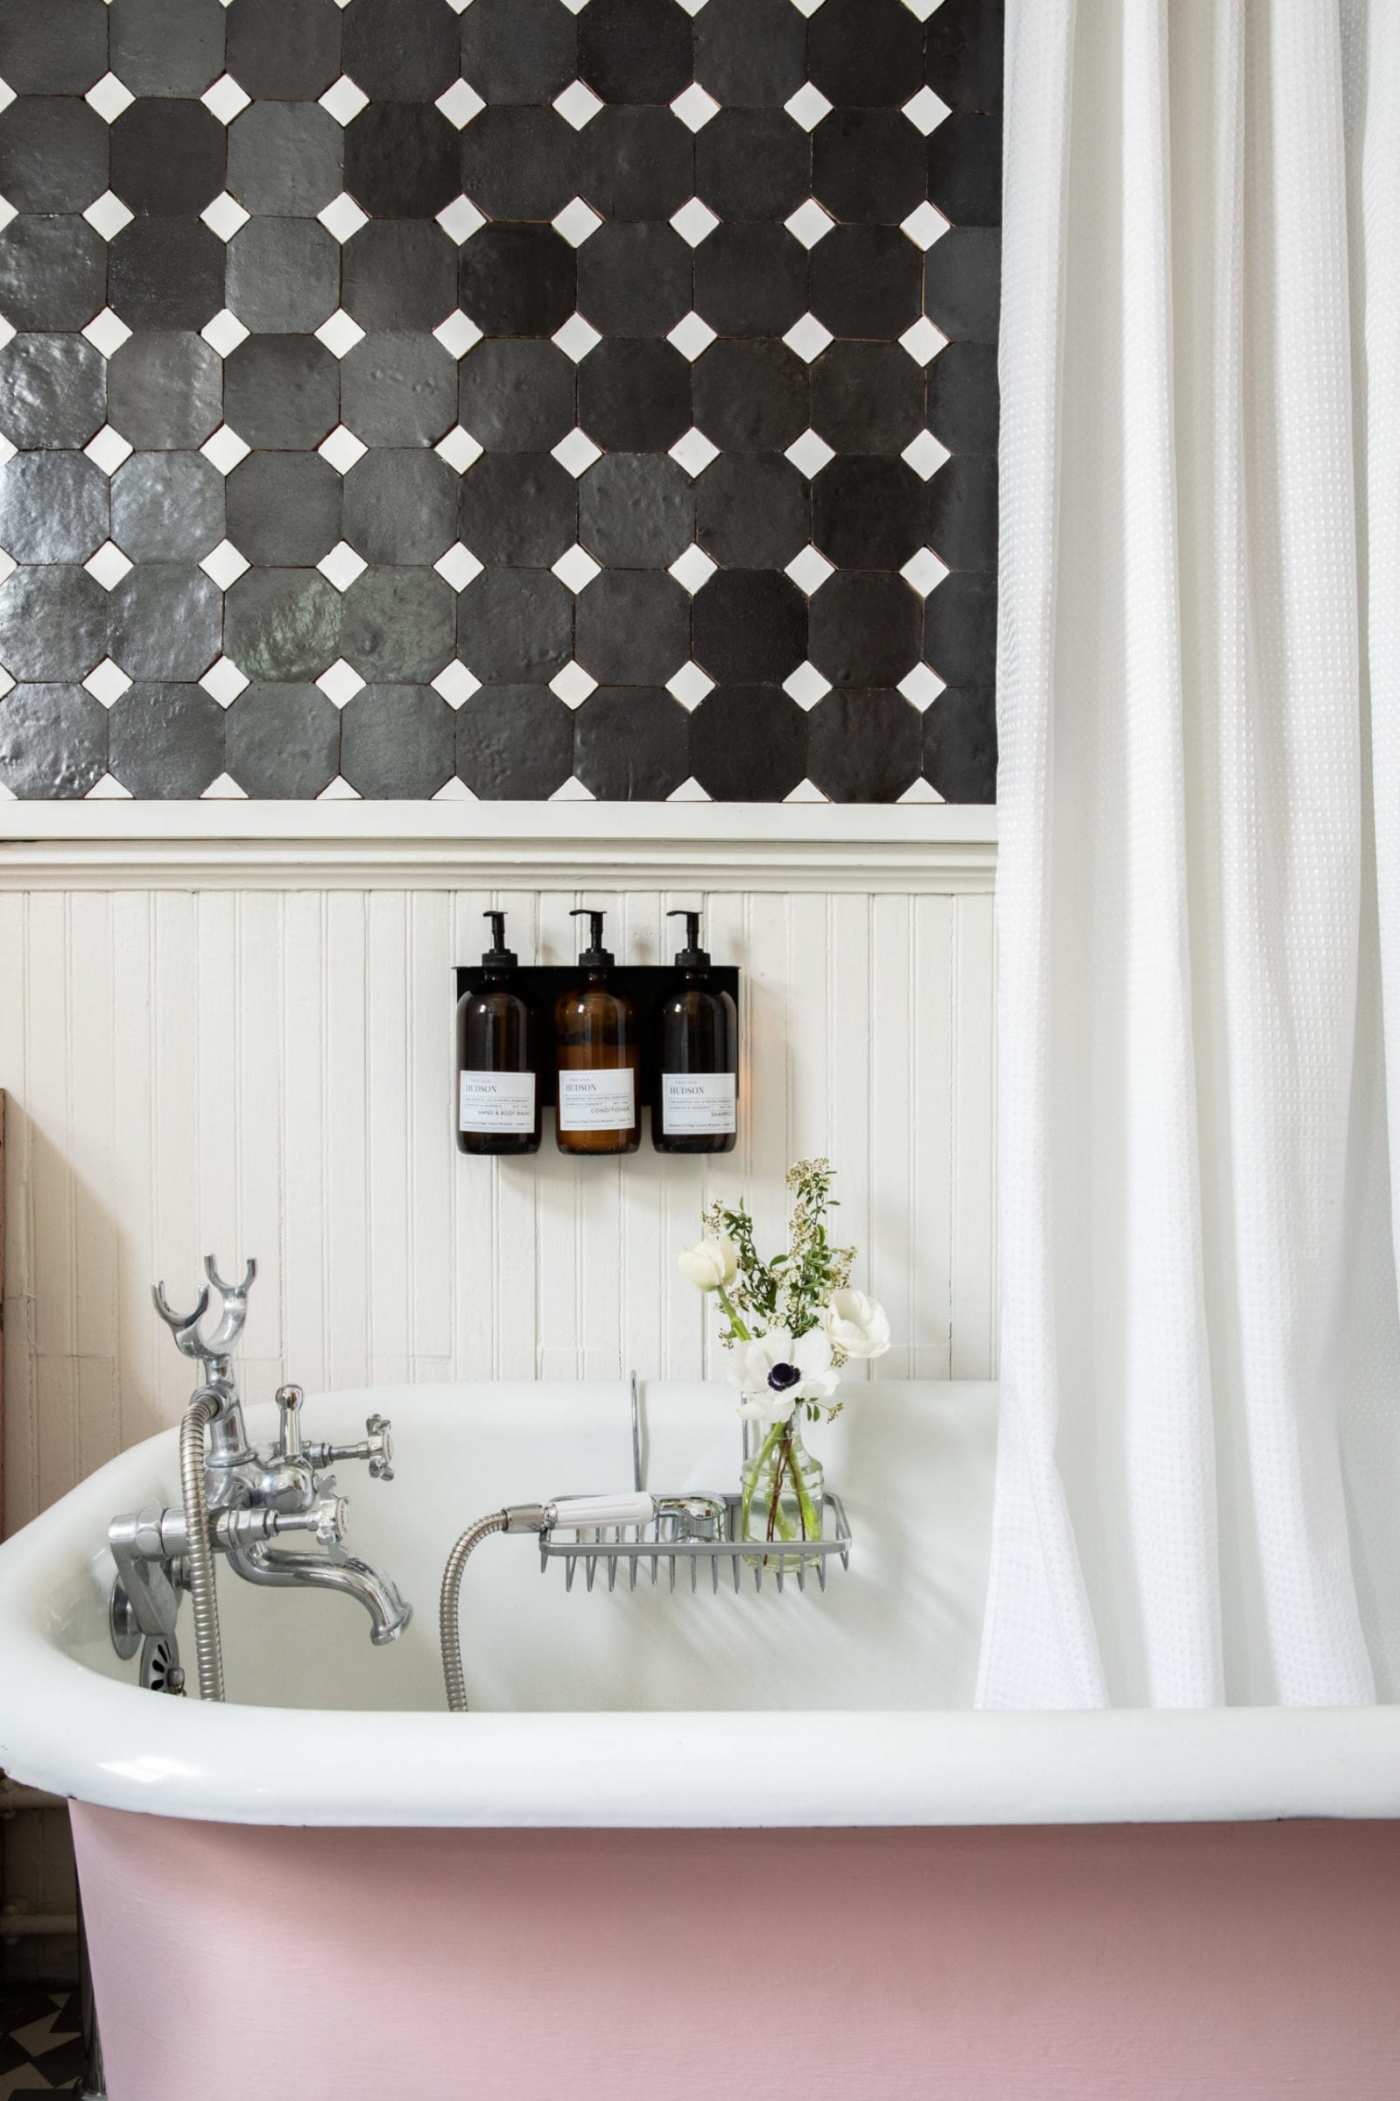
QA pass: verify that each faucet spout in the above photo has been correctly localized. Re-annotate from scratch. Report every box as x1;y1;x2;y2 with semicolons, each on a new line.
224;1541;413;1645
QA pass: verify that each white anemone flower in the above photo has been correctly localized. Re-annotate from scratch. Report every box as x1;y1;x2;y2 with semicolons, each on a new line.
822;1288;891;1360
733;1326;838;1422
677;1235;738;1290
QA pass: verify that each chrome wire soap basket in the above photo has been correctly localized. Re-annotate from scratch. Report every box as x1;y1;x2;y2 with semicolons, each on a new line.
541;1490;852;1596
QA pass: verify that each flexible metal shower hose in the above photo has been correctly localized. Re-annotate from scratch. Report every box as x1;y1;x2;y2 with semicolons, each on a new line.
439;1510;508;1712
179;1391;225;1701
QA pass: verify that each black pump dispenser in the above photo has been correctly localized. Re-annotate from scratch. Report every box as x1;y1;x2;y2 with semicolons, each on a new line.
668;910;709;968
455;908;540;1156
482;911;517;968
570;908;613;967
654;905;737;1155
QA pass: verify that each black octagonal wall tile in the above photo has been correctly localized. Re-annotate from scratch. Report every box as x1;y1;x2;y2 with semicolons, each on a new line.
344;448;459;567
926;453;998;571
0;98;109;213
694;110;809;222
342;222;457;332
224;450;339;565
693;0;806;110
576;108;692;221
0;683;108;797
0;217;106;331
109;563;221;680
224;568;343;681
459;0;578;106
928;112;1002;228
690;684;807;801
110;218;225;330
807;0;924;109
0;335;106;450
811;342;923;453
578;0;692;106
926;0;1004;114
0;452;108;564
812;110;928;225
691;569;806;685
458;453;577;568
340;566;455;683
693;226;807;339
0;567;108;681
345;103;461;221
339;333;458;447
809;224;922;339
109;0;226;97
223;335;339;450
578;339;690;453
578;453;693;568
694;453;809;568
457;569;572;685
112;451;225;561
110;99;226;216
227;218;340;334
812;456;927;569
456;685;574;799
924;684;996;802
690;340;807;454
107;333;222;451
226;102;343;216
225;0;342;104
457;340;575;452
341;684;455;799
0;0;108;96
807;688;924;801
342;0;460;104
226;682;340;798
577;222;691;339
923;570;996;687
924;227;1001;345
808;571;921;687
458;225;576;339
925;339;998;453
574;569;689;685
459;107;579;221
574;686;690;800
108;683;224;796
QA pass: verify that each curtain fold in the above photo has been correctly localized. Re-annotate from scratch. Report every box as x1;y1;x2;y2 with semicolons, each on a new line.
981;0;1400;1708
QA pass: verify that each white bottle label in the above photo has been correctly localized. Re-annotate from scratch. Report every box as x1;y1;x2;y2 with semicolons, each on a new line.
459;1070;535;1135
662;1071;737;1135
557;1067;636;1132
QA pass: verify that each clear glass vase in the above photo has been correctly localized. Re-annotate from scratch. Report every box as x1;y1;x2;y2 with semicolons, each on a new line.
740;1413;824;1570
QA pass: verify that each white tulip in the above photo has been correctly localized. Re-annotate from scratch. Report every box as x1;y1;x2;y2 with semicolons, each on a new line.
677;1235;738;1291
823;1289;891;1359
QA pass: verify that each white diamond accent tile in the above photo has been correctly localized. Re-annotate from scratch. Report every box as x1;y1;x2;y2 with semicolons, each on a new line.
552;426;602;478
784;776;828;802
437;193;486;244
0;779;12;802
0;77;13;118
898;315;948;366
320;75;370;125
900;546;949;597
0;316;13;353
0;666;10;701
200;539;250;589
201;771;249;799
552;195;603;246
433;308;483;357
318;541;368;592
0;549;13;589
784;428;835;478
83;190;133;239
0;434;13;468
558;0;592;12
435;425;483;473
201;307;249;355
788;0;827;15
319;425;368;474
554;80;604;129
669;425;719;477
782;661;831;710
671;82;720;131
317;661;366;708
784;82;832;131
434;542;484;591
902;429;950;481
86;73;135;123
437;78;485;129
200;656;249;706
315;308;365;358
902;85;952;135
319;191;369;243
667;310;716;362
784;198;834;249
85;771;134;799
431;661;481;707
900;0;944;17
900;200;950;251
317;773;362;799
897;775;944;802
202;72;251;123
552;312;601;362
786;544;835;594
81;307;130;360
432;775;477;800
669;543;716;595
552;542;601;593
84;424;133;475
201;424;251;474
83;658;132;707
674;0;711;13
85;541;132;590
549;660;597;708
666;661;714;710
550;774;596;802
0;195;15;237
670;196;719;247
201;190;249;242
782;311;833;364
667;775;712;800
898;662;945;711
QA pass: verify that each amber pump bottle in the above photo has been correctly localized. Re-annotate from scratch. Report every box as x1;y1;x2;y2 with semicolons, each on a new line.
555;908;640;1155
455;911;541;1156
654;909;738;1154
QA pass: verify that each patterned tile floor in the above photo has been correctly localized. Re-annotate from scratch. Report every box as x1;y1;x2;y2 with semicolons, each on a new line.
0;1984;83;2097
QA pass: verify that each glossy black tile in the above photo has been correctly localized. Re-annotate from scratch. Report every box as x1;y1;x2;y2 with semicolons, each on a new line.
107;332;222;450
690;339;807;453
457;339;575;452
926;452;996;571
113;450;226;561
224;567;343;680
345;102;460;220
459;106;579;220
341;220;457;332
225;449;339;564
109;561;220;679
455;683;574;798
578;452;692;567
693;452;808;568
576;107;692;221
578;338;690;452
693;0;806;110
809;224;922;339
924;682;995;801
459;0;578;106
927;112;1001;227
0;565;109;680
578;0;692;106
574;567;688;684
0;681;107;796
343;0;460;104
577;221;691;338
344;448;458;565
109;681;223;794
225;0;342;104
925;0;1004;114
925;339;998;453
0;216;106;331
812;109;927;224
227;217;340;333
110;217;225;329
226;101;343;216
811;342;922;453
0;450;108;563
341;682;454;797
458;224;576;339
922;569;996;686
223;334;338;449
340;565;455;682
109;0;225;97
456;567;572;684
458;452;576;567
812;455;926;568
339;332;457;447
111;98;226;216
808;570;921;686
0;0;107;96
226;680;340;797
689;682;807;800
923;226;1000;344
691;568;805;684
575;684;689;798
807;687;923;799
693;109;809;221
807;0;923;109
0;333;107;450
693;225;806;339
0;97;108;213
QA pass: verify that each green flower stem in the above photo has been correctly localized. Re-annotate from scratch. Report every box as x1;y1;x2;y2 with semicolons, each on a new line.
788;1429;822;1540
740;1417;784;1535
717;1286;751;1342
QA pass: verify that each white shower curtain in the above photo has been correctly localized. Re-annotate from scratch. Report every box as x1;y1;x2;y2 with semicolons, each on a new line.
981;0;1400;1707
